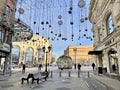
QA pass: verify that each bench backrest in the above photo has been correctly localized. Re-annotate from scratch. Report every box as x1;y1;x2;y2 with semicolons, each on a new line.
27;74;34;79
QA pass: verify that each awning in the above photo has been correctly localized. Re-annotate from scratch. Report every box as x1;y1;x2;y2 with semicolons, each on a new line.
88;50;103;55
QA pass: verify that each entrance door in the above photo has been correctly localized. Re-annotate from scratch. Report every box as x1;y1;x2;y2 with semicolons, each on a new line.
108;50;119;74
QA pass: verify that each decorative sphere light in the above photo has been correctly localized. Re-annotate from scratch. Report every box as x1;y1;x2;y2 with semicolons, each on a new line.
18;8;24;14
78;0;85;8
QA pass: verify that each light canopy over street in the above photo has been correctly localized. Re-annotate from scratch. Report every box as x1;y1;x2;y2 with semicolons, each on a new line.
15;0;93;57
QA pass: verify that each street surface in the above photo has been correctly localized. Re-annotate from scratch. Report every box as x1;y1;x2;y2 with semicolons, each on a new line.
0;66;116;90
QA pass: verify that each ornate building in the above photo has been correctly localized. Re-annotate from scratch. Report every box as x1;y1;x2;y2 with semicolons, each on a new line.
64;45;95;65
0;0;18;74
0;0;33;74
12;35;52;67
89;0;120;75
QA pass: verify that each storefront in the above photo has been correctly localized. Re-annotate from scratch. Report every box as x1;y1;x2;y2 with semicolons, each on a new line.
0;24;12;74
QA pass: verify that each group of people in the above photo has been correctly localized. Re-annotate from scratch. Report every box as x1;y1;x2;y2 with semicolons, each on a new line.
22;63;96;73
74;62;96;71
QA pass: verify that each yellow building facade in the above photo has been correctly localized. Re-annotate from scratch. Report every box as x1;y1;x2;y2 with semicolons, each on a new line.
12;35;52;66
64;45;95;65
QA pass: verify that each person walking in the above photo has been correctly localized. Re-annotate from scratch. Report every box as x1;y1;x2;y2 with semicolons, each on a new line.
74;64;76;69
38;64;42;71
22;64;26;73
92;63;95;71
78;64;81;71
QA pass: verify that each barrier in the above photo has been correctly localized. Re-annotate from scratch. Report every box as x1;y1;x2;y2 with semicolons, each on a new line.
78;71;80;78
68;71;71;77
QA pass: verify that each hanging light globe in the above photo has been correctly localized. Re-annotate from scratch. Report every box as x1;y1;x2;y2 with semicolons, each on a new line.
68;10;72;14
58;20;63;25
70;21;74;25
80;18;84;23
78;0;85;8
41;21;44;25
18;8;24;14
49;25;52;28
58;15;62;19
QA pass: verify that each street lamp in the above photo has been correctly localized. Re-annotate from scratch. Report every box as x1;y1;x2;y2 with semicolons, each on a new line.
73;48;77;69
42;46;52;72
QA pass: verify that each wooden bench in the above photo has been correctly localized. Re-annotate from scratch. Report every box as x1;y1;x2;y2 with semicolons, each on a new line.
21;72;49;84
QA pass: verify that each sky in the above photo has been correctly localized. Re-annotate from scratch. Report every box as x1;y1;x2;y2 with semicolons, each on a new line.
15;0;93;58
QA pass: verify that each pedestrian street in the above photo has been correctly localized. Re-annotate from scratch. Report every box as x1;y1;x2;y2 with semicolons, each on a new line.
0;66;115;90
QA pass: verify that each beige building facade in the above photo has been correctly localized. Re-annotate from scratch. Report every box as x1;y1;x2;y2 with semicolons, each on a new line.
89;0;120;74
12;35;52;67
64;45;95;65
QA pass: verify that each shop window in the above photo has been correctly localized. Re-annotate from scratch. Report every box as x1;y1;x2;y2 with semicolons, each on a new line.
108;49;119;74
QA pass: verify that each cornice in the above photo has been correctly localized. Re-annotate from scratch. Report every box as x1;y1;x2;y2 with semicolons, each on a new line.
95;28;120;49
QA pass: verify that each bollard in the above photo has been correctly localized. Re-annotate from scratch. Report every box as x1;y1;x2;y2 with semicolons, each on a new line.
78;71;80;78
51;71;53;78
88;71;89;78
59;70;61;77
68;71;71;77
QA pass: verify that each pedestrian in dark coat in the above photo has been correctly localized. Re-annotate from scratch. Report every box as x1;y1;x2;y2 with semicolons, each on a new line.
92;63;95;71
38;64;42;71
78;64;81;71
22;64;26;73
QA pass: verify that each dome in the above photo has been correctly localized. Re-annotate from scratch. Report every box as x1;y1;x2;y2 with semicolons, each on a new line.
57;55;73;69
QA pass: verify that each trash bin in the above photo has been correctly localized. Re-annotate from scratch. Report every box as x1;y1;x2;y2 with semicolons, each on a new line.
98;67;103;74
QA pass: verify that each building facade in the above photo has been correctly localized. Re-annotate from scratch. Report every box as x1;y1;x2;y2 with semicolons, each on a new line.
64;45;95;65
0;0;17;74
89;0;120;75
12;35;52;67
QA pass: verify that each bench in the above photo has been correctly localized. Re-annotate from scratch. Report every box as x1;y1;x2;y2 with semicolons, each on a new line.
21;71;49;84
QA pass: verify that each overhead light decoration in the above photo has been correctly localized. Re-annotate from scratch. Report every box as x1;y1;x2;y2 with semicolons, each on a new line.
58;15;62;19
80;18;84;23
78;0;85;8
18;8;24;14
58;20;63;25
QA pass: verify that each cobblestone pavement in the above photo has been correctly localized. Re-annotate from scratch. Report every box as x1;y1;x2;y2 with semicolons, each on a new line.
0;66;119;90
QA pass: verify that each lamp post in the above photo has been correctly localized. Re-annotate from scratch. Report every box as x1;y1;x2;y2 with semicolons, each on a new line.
73;48;77;69
42;46;52;72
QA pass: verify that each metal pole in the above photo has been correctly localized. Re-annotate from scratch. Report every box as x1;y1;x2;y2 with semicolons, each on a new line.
88;71;89;78
68;71;71;77
45;52;48;72
51;71;53;78
78;71;80;78
59;70;61;77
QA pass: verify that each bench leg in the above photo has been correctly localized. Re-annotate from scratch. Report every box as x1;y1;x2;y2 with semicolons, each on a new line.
37;79;39;84
27;79;29;84
21;78;24;84
32;79;34;84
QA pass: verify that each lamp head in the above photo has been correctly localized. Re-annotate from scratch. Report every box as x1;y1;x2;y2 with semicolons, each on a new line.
42;46;45;52
48;46;52;52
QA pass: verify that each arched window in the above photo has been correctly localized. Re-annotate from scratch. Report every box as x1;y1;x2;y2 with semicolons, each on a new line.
106;14;114;34
26;47;33;63
12;45;20;64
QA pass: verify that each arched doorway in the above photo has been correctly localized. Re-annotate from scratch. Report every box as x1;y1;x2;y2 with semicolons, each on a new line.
108;49;119;74
26;47;34;67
